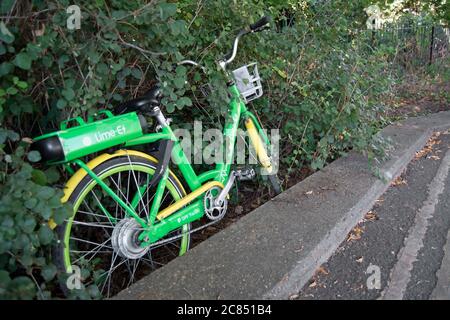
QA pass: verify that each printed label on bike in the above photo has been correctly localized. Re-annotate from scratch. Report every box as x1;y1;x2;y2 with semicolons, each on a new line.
91;125;127;145
33;112;145;164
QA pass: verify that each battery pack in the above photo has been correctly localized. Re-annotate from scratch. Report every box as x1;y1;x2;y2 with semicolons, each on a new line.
32;111;147;164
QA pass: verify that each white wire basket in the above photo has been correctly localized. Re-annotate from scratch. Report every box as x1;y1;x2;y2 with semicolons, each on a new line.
231;62;263;103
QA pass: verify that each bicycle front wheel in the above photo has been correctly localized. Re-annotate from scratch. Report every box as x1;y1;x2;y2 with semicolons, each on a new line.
55;153;190;298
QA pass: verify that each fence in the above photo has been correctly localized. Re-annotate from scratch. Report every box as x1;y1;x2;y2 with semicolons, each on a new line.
372;19;450;72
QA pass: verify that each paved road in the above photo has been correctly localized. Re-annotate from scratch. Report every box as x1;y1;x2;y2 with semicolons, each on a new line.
296;131;450;300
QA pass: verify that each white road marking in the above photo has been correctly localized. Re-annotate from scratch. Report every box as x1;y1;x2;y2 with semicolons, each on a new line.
383;149;450;300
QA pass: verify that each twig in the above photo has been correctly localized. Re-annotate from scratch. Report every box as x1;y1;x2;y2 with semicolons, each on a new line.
115;0;157;21
187;0;204;30
116;32;166;56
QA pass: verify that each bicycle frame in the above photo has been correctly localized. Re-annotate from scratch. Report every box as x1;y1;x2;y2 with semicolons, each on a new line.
64;82;273;247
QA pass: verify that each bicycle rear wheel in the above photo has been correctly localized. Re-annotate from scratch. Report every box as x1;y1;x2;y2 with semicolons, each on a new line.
55;154;189;298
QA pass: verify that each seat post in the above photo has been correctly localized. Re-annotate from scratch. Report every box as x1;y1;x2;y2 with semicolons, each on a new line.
150;106;170;128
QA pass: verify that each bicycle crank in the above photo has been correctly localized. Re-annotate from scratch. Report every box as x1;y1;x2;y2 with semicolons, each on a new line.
214;169;253;207
204;186;228;221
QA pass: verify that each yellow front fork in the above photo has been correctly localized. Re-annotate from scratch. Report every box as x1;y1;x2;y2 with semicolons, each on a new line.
244;118;273;175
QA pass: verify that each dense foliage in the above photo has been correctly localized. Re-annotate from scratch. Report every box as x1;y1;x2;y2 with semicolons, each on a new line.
0;0;435;299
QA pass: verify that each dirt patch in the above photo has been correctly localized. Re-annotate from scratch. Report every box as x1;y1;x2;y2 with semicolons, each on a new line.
384;73;450;119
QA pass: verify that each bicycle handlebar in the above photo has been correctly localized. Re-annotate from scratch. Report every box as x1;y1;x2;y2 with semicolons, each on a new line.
178;16;271;72
249;16;270;31
221;16;270;69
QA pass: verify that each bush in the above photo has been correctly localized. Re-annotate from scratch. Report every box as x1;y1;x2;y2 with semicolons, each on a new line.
0;0;395;298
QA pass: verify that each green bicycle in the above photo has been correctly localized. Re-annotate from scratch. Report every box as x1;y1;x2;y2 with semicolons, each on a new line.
32;16;281;297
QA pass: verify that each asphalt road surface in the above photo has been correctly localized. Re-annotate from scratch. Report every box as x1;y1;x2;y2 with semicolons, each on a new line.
296;130;450;300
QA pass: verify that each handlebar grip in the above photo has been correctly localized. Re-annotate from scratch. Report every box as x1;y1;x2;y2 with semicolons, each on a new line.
249;16;270;31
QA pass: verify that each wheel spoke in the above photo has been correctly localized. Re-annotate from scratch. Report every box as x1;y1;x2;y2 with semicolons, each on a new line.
127;155;151;222
65;159;190;298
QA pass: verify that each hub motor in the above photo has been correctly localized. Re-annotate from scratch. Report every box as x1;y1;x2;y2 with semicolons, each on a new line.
111;218;148;259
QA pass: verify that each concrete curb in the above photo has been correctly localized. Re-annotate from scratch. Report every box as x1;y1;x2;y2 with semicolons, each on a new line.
114;111;450;300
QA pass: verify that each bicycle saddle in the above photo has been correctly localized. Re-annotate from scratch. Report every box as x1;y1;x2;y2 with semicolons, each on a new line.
114;84;161;115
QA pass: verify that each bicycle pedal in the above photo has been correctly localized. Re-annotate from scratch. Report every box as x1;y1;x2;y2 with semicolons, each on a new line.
235;168;256;181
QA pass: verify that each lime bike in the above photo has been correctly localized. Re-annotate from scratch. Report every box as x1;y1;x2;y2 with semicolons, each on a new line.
32;16;281;297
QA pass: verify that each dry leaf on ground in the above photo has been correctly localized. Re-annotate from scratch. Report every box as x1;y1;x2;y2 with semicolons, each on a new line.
347;225;364;242
391;175;407;186
364;210;378;221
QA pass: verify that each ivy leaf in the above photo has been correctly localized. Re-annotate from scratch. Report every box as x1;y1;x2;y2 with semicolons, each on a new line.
13;52;32;70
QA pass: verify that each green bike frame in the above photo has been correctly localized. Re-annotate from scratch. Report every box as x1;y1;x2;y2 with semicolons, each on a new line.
62;82;273;247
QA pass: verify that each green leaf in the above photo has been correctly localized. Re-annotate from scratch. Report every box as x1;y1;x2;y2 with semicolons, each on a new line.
56;98;67;109
0;270;11;287
0;62;14;76
170;20;186;36
96;63;109;75
21;216;36;234
6;87;18;95
44;167;60;184
0;21;14;44
175;65;187;76
24;198;37;210
7;130;19;141
166;102;175;113
0;0;15;15
159;2;177;21
10;277;35;299
62;88;75;101
14;52;32;70
131;68;142;80
173;77;185;89
57;55;69;67
31;169;47;186
27;150;42;163
36;186;55;200
178;96;192;107
111;10;127;20
38;225;54;245
41;264;57;281
16;80;28;90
